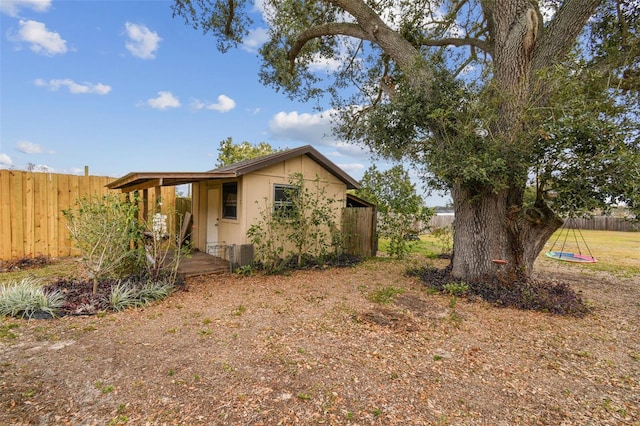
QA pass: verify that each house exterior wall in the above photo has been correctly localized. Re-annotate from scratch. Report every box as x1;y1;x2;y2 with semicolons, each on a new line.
190;154;348;256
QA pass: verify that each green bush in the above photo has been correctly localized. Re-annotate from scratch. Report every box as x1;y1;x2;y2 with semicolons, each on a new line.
64;194;144;293
0;278;65;318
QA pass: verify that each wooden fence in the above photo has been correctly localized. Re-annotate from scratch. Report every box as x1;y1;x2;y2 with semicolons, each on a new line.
342;207;377;257
426;214;637;232
0;170;176;261
564;216;637;232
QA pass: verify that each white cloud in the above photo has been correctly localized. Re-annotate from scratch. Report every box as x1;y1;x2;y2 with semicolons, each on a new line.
0;153;13;166
145;91;180;110
15;19;67;56
125;22;161;59
0;0;51;17
191;95;236;112
34;78;111;95
242;27;269;52
336;162;365;175
333;141;370;157
269;110;338;145
269;109;373;159
16;140;43;154
308;55;344;73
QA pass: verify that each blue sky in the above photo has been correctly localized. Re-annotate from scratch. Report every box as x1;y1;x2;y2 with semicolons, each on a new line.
0;0;449;205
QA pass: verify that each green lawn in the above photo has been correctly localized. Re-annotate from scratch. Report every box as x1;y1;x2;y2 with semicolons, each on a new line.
540;229;639;276
379;229;639;276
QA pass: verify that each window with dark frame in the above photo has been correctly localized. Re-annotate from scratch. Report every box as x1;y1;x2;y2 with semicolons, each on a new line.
273;183;298;216
222;182;238;219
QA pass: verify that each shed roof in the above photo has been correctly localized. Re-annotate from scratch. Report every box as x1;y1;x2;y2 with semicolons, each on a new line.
107;145;360;192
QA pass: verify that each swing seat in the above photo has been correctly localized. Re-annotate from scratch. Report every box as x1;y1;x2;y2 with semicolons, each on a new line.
546;251;597;263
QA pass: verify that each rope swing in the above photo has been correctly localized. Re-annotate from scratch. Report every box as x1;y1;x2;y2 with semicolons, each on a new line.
546;216;597;263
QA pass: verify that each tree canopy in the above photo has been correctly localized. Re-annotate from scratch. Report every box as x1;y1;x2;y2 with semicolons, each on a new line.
174;0;639;281
216;137;281;167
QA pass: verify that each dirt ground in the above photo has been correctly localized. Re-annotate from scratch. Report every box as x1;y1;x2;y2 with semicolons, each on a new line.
1;257;639;425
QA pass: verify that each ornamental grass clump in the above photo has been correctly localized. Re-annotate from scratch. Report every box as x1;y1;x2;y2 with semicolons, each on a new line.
108;280;138;312
0;277;65;319
135;279;175;307
108;278;175;311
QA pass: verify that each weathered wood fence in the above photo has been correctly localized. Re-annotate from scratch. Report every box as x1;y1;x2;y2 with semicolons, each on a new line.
342;207;377;257
0;170;175;261
564;216;637;232
427;214;637;232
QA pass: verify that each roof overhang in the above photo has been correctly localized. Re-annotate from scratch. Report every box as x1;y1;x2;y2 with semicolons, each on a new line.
106;172;235;192
107;145;361;193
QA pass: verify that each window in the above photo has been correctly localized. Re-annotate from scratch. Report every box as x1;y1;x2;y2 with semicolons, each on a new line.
222;182;238;219
273;184;298;216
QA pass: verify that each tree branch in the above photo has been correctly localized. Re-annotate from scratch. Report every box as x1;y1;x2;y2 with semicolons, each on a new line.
531;0;601;71
417;36;492;54
288;22;374;67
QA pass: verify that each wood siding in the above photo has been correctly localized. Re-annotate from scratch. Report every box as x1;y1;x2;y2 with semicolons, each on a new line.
0;170;175;261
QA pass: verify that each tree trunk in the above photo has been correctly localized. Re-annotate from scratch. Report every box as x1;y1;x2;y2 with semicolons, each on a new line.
450;184;563;282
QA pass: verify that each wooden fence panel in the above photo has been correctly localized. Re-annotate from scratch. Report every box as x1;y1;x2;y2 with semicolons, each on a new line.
342;207;377;257
0;171;11;261
0;170;176;261
425;214;637;233
566;216;637;232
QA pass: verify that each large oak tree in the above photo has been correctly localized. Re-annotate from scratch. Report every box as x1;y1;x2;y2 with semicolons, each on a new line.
173;0;639;281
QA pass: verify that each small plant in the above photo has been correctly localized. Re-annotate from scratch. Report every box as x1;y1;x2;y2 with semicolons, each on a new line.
109;281;138;311
0;323;19;340
108;415;129;426
297;392;312;401
198;328;212;336
235;265;253;277
95;380;114;394
22;389;36;398
135;279;174;307
0;278;65;318
443;282;469;296
232;305;247;316
369;286;405;304
431;225;453;256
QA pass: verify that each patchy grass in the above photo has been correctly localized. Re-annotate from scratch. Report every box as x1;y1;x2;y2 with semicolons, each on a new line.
368;286;406;304
378;235;442;258
540;230;640;277
0;257;80;283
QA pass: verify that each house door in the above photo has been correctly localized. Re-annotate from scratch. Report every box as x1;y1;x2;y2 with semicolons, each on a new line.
206;187;220;244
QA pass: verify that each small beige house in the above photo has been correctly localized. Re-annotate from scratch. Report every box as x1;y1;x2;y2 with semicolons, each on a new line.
107;145;362;267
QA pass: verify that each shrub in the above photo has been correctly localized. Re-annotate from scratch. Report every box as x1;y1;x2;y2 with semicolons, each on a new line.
0;278;65;318
248;173;343;273
64;194;144;293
